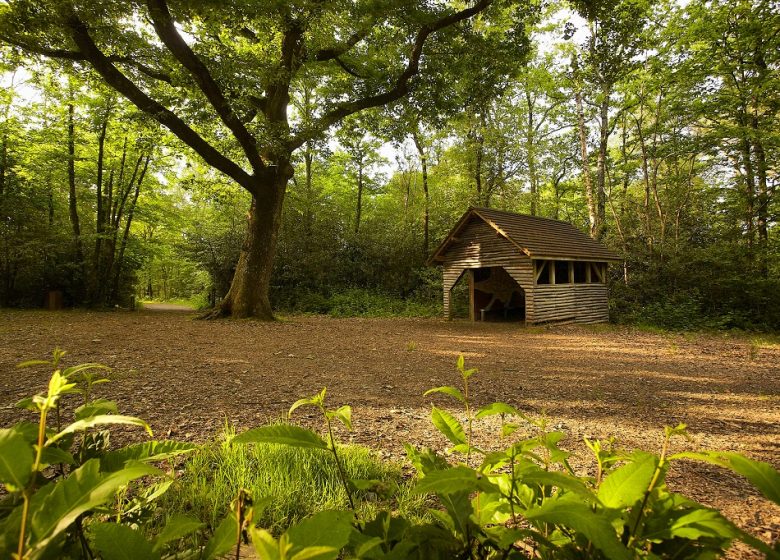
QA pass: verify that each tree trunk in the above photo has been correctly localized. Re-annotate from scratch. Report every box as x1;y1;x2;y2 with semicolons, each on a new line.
752;125;769;278
303;144;314;237
67;100;82;250
66;91;85;302
412;130;429;255
738;126;756;254
525;91;539;216
211;165;291;320
594;84;609;240
355;162;363;234
112;154;149;302
575;86;597;237
91;107;110;304
0;133;6;198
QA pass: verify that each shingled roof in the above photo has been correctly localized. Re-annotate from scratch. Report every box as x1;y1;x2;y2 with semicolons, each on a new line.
429;207;622;263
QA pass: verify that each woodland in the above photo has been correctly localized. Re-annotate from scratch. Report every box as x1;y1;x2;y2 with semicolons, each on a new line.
1;2;780;558
0;0;778;330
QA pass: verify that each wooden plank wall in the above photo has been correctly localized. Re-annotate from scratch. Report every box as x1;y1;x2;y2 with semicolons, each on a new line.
441;218;534;318
439;217;610;324
531;284;609;324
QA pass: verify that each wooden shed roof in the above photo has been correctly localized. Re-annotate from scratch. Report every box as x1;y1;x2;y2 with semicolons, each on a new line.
428;207;622;264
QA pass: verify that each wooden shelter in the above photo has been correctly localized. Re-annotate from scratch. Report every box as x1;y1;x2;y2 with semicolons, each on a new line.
428;208;621;324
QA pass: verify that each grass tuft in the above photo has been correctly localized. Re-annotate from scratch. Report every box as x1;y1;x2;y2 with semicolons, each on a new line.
159;425;425;535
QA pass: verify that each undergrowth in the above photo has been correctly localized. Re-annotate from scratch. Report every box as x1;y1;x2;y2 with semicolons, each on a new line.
159;424;426;534
275;288;440;318
2;351;779;559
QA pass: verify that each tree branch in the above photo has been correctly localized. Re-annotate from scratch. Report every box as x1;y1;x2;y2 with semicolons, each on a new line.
0;33;173;83
313;28;371;61
64;11;254;191
334;57;368;79
290;0;492;150
290;0;493;149
146;0;264;173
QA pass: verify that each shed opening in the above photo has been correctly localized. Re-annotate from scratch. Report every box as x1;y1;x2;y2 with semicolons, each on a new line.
452;266;525;322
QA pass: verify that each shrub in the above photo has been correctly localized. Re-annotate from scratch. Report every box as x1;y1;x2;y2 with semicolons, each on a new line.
0;350;205;559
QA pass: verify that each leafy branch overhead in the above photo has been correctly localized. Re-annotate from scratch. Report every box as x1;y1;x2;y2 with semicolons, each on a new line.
0;0;495;186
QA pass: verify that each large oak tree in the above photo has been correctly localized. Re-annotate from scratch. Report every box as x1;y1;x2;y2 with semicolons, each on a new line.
0;0;507;318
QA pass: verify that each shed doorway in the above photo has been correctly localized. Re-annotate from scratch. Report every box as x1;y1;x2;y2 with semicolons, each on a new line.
451;266;525;322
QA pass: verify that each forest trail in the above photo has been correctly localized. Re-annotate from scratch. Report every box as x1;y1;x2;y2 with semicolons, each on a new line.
0;310;777;556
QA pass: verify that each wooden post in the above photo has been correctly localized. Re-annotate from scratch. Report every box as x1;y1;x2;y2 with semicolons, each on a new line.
568;261;574;284
549;260;556;285
585;262;592;283
468;269;475;322
534;260;545;283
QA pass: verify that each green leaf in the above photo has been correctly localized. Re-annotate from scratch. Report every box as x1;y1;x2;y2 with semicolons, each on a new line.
424;386;466;404
598;452;658;509
404;444;449;475
350;478;382;491
152;514;203;552
286;510;354;559
47;415;152;445
671;452;780;506
449;443;482;455
289;388;326;418
501;423;519;437
62;363;110;378
100;441;197;472
518;464;595;501
327;405;352;431
39;446;75;467
249;526;281;560
290;546;340;560
24;459;160;554
430;406;466;445
233;425;328;449
668;508;740;540
75;399;118;420
202;513;238;560
47;370;77;399
456;354;465;371
16;359;52;369
413;465;500;496
91;522;160;560
0;428;33;489
525;494;631;560
475;402;521;419
15;396;37;411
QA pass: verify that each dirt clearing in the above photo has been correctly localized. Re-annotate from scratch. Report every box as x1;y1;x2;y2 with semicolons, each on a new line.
0;309;778;556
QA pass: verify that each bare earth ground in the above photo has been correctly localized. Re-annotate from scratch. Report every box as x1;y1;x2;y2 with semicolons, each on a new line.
0;309;778;557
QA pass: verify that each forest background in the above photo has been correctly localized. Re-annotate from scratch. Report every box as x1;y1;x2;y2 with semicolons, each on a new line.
0;0;777;331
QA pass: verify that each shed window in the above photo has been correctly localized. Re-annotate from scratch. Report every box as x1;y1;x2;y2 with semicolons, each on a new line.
591;262;606;283
554;261;570;284
573;262;587;283
535;261;551;284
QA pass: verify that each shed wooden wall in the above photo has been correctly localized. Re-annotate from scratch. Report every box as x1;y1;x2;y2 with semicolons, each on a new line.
531;284;609;323
439;217;609;324
441;218;535;318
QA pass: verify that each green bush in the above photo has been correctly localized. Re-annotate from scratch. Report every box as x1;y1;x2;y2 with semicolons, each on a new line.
0;350;204;560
